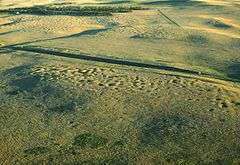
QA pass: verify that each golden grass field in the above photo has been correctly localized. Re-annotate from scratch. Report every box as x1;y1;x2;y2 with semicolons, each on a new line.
0;0;240;164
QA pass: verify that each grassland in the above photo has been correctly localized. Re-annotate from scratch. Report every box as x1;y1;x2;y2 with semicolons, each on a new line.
0;0;240;164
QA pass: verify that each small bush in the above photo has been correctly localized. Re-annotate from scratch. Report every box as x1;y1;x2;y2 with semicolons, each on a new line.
73;133;108;148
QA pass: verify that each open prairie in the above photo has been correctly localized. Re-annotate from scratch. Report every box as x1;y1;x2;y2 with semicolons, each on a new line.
0;0;240;164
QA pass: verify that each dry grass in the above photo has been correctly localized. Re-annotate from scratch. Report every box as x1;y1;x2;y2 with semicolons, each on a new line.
1;0;240;164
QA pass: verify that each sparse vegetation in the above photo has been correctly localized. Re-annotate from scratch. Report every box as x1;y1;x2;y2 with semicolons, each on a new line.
185;34;208;45
0;0;240;164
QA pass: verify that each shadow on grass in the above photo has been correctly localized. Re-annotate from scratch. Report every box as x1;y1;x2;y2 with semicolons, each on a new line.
2;64;31;77
1;64;93;116
0;27;111;49
205;19;232;29
141;0;220;8
2;46;202;76
140;114;191;146
47;92;91;114
0;21;20;27
60;28;110;38
48;101;77;113
0;30;19;36
100;0;131;5
228;62;240;81
138;112;240;163
9;75;41;92
24;146;50;156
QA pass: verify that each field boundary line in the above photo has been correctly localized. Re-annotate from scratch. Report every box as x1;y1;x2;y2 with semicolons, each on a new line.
157;9;181;27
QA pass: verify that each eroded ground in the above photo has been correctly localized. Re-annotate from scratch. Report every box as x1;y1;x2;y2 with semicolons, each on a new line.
0;0;240;164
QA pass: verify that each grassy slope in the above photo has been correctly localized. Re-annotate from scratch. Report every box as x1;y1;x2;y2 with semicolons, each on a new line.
2;0;239;81
0;0;240;164
1;52;240;164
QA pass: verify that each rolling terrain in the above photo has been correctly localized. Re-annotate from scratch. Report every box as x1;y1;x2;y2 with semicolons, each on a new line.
0;0;240;164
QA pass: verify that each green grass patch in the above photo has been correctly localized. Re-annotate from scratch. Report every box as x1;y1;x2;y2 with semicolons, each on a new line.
24;146;50;155
73;133;108;149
